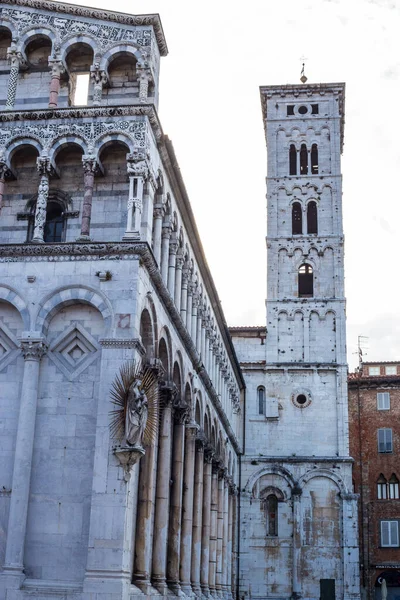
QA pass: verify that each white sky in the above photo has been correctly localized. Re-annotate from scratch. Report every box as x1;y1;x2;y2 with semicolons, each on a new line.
72;0;400;371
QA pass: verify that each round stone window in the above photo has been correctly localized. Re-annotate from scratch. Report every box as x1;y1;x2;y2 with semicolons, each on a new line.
298;105;308;115
292;391;312;409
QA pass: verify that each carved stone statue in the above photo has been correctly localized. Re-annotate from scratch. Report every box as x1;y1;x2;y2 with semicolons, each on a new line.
125;379;148;447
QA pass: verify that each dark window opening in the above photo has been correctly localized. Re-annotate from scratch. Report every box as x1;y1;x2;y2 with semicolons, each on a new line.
298;105;308;115
320;579;335;600
300;144;308;175
289;144;297;176
266;494;278;536
296;394;307;405
311;104;319;114
307;201;318;234
258;387;266;415
44;202;64;242
311;143;319;174
292;202;302;234
298;264;313;297
287;105;295;116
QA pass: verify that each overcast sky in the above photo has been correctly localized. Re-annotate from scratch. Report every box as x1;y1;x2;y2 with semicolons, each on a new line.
72;0;400;370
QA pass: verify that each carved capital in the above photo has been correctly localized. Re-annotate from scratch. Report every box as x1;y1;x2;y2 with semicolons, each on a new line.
175;253;184;269
153;203;164;219
36;156;52;176
292;483;302;498
20;338;47;361
82;155;97;174
7;44;26;69
48;56;65;78
169;240;178;256
126;150;149;178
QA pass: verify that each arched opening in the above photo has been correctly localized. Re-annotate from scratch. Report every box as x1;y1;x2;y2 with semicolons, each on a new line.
140;309;154;362
266;494;278;536
64;43;94;106
0;26;12;72
300;144;308;175
43;201;64;242
307;201;318;234
298;264;313;298
292;202;302;235
173;361;181;402
289;144;297;176
195;399;201;426
389;474;399;499
311;143;318;174
25;35;52;69
158;337;169;378
257;386;266;416
106;52;137;103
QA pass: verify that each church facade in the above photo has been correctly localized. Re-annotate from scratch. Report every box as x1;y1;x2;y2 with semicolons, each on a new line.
0;2;359;600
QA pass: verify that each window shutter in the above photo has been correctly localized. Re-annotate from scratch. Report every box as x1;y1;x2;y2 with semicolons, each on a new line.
391;521;399;546
385;429;393;452
381;521;390;546
378;429;386;453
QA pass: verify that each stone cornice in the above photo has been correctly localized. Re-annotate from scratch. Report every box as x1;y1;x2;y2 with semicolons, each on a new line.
2;0;168;56
0;241;242;454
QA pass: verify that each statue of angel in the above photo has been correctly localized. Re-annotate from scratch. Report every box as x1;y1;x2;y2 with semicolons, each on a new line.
125;379;148;447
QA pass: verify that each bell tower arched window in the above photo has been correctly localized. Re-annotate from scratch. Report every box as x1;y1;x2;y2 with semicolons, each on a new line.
300;144;308;175
289;144;297;175
311;144;319;174
298;264;313;297
292;202;302;234
307;201;318;234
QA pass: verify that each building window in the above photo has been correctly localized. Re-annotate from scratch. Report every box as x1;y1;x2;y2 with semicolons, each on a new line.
266;494;278;536
381;520;399;547
307;201;318;234
311;144;318;174
311;104;319;114
378;429;393;453
298;264;313;297
289;144;297;175
377;474;388;499
258;386;266;415
389;474;399;499
386;365;397;375
292;202;302;234
377;392;390;411
27;200;66;242
300;144;308;175
369;366;380;376
287;105;295;116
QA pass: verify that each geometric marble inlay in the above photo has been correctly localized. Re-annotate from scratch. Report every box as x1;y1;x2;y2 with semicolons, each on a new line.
48;322;100;380
0;323;19;372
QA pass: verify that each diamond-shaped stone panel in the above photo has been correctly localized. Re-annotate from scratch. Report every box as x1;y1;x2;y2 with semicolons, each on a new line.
0;323;20;372
48;323;100;380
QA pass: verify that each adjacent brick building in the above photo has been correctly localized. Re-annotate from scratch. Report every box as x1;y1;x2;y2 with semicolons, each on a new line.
349;362;400;600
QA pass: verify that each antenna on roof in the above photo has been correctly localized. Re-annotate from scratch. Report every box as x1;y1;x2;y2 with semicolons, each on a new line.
356;335;369;372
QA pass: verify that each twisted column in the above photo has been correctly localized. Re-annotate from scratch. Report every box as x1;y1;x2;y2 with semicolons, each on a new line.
191;435;204;596
200;449;213;597
179;422;198;595
5;42;25;110
32;158;51;243
167;237;178;298
152;390;173;594
160;224;171;284
166;408;187;594
48;56;65;108
2;339;47;586
79;156;97;240
152;204;164;265
90;67;107;106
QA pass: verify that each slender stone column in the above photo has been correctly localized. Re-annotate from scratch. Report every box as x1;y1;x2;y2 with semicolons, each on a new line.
180;266;189;323
216;471;224;597
292;486;302;599
179;422;198;595
5;42;25;110
209;463;219;596
167;409;187;594
201;315;207;362
230;489;238;598
222;478;230;597
0;162;10;212
152;204;164;265
227;485;234;599
78;155;97;240
167;237;178;297
90;67;107;105
200;450;213;597
137;66;152;102
133;411;160;593
48;57;65;108
161;224;171;284
191;437;204;596
152;392;173;594
196;305;203;354
2;339;47;587
31;157;51;243
174;252;184;311
123;152;148;240
191;292;199;345
186;281;193;332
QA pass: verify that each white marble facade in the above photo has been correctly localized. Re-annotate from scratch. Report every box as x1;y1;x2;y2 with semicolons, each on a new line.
231;85;360;600
0;2;242;599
